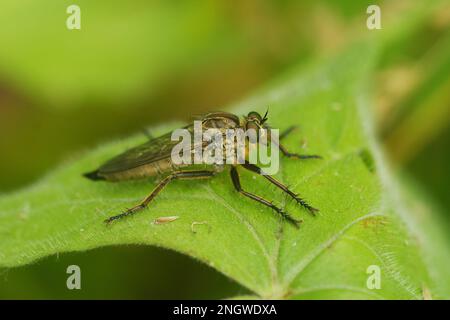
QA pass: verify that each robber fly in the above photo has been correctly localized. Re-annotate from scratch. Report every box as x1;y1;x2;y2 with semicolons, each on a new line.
84;111;321;228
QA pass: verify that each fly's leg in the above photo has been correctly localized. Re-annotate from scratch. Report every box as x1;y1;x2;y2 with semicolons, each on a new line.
276;126;321;159
230;166;302;228
105;170;216;224
142;128;154;140
242;162;318;215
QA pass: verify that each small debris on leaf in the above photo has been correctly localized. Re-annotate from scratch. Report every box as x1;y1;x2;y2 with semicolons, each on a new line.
152;216;179;225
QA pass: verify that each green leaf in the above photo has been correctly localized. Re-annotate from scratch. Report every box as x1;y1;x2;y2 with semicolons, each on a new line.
0;44;448;300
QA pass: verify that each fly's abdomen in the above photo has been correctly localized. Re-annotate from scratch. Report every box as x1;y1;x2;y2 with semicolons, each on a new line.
97;157;175;181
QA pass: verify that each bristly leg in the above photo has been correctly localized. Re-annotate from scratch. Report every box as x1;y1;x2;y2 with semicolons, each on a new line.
242;162;318;215
104;170;216;224
230;166;302;228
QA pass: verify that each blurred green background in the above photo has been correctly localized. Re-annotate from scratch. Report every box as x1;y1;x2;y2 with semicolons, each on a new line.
0;0;449;298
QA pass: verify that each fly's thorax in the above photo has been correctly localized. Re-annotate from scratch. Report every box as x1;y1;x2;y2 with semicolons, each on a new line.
201;127;273;165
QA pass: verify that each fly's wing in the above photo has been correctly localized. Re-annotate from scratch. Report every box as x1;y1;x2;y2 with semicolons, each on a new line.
98;125;198;174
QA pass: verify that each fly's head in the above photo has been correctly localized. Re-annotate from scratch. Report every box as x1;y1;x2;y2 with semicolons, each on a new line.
244;110;269;143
